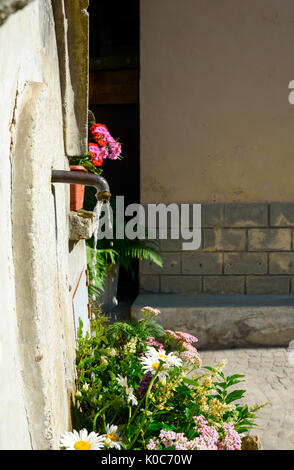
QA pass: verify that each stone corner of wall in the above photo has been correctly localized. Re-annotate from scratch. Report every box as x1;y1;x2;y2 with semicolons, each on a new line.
69;209;95;240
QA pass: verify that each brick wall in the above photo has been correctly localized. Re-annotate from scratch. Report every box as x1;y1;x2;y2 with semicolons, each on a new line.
140;203;294;295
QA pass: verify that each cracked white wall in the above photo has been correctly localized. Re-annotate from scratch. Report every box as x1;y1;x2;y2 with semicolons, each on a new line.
0;0;87;449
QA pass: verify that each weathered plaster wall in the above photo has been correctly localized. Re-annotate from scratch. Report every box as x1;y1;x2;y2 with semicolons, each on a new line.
140;0;294;204
139;0;294;295
0;0;34;25
0;0;84;449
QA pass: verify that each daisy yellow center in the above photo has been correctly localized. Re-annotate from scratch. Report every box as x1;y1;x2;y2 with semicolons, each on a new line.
74;440;90;450
152;362;164;370
107;433;119;442
158;354;167;359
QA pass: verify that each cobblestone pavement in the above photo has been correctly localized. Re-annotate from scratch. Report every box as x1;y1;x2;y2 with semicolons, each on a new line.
199;347;294;450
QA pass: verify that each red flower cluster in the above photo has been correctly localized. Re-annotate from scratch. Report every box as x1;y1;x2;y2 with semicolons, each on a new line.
88;123;122;167
88;142;103;167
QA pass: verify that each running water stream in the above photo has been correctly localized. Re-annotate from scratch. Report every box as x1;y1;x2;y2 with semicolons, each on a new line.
91;199;113;300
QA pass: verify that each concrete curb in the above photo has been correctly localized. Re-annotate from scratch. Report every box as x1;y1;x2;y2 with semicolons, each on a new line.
131;294;294;349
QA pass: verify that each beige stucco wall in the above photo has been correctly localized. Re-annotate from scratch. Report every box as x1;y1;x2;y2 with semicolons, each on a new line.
0;0;88;449
140;0;294;203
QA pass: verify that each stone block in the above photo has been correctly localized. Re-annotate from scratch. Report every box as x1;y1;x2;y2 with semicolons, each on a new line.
140;276;160;293
160;230;184;252
204;228;246;251
224;204;268;227
68;209;95;240
241;436;262;450
201;203;224;228
248;228;291;251
131;294;294;348
161;276;202;294
246;276;290;294
140;252;180;275
224;253;267;274
203;276;245;294
269;253;294;274
270;203;294;227
182;252;223;275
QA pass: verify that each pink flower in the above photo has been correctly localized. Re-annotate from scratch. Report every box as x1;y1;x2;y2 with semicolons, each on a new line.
164;329;179;339
147;416;241;451
90;123;110;140
193;416;219;450
100;146;109;160
217;423;242;450
146;337;165;351
141;306;161;316
164;330;201;364
175;331;198;344
165;330;198;344
88;143;103;167
146;438;161;450
89;122;122;162
182;346;202;366
108;141;122;160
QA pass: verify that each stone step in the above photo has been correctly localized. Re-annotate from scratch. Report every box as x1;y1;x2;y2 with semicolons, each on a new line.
131;294;294;349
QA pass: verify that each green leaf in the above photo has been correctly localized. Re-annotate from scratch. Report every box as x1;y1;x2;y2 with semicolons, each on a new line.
183;378;198;386
108;370;116;381
236;427;251;434
227;374;245;380
146;320;165;338
147;422;163;431
225;389;246;404
213;381;228;389
78;317;84;332
227;378;245;387
237;419;257;427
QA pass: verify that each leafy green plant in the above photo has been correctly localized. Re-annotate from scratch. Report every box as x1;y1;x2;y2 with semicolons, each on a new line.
86;244;118;297
69;307;266;451
69;154;103;176
86;200;163;296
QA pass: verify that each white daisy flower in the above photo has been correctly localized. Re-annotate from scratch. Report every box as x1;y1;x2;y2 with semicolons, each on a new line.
116;375;138;405
60;428;105;450
125;386;138;406
116;374;128;388
104;424;124;450
139;346;182;378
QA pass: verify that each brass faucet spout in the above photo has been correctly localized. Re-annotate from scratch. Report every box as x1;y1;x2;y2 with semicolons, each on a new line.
51;170;111;200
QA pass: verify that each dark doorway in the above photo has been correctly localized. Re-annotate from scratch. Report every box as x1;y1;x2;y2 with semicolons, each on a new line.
87;0;140;303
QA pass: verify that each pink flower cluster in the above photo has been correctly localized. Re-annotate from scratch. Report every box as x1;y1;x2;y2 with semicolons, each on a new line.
89;123;122;165
147;416;241;451
146;337;165;351
147;430;198;451
182;344;202;366
165;330;198;344
193;416;241;450
193;415;219;450
165;330;201;366
141;306;161;317
217;422;242;450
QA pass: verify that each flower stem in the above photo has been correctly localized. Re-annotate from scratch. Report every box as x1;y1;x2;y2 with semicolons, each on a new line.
127;366;161;450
